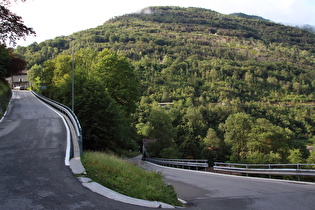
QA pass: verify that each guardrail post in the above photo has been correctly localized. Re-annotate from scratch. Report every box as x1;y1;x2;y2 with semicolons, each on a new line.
79;134;83;155
297;164;301;181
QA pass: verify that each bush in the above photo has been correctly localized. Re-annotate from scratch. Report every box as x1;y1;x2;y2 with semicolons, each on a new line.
0;80;11;117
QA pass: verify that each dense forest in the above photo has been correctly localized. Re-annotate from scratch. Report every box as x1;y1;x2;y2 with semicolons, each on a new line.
15;6;315;165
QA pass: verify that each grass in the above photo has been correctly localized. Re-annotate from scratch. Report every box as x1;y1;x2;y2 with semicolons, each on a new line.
81;151;183;206
0;80;11;117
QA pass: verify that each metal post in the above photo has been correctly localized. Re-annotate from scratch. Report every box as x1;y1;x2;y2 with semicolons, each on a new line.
297;164;301;181
40;65;43;94
69;37;75;112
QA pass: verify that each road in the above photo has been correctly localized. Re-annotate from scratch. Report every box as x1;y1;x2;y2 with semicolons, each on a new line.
3;91;315;210
0;91;151;210
140;160;315;210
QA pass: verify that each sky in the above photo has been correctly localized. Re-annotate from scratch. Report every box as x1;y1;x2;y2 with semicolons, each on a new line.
8;0;315;47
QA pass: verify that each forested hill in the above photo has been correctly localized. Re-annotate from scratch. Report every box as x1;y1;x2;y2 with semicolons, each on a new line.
17;6;315;103
15;6;315;164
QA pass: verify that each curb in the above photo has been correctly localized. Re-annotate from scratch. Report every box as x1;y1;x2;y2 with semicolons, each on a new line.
69;157;175;209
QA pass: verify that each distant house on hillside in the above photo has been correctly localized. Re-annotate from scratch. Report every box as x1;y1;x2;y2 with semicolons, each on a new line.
5;70;30;89
307;145;313;153
158;102;174;107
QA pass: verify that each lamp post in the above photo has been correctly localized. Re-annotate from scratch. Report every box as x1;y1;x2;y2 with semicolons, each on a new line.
69;37;75;112
40;65;42;94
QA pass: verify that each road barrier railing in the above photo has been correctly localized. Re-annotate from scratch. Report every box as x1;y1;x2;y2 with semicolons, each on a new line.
214;162;315;180
144;158;208;171
31;91;83;157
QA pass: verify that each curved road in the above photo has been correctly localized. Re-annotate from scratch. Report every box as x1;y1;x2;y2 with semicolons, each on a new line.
3;91;315;210
0;91;150;210
139;156;315;209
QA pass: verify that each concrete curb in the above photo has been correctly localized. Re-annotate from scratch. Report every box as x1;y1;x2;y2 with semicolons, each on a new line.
69;157;175;209
69;157;86;174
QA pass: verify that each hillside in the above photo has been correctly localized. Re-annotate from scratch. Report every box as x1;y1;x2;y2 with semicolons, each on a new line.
16;6;315;103
15;6;315;164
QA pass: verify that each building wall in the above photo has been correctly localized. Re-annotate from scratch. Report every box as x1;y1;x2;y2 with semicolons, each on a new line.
5;70;30;89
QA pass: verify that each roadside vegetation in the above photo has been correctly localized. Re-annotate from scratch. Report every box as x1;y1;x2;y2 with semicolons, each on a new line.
81;151;183;207
0;80;11;118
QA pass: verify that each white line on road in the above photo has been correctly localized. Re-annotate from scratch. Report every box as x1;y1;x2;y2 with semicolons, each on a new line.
32;93;71;166
145;161;315;186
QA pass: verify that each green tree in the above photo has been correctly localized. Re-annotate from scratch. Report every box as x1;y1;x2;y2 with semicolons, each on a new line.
247;118;291;163
221;112;253;161
75;77;135;151
180;138;199;159
0;0;35;46
92;49;140;115
32;48;140;152
202;128;223;165
288;149;304;164
41;59;56;93
142;106;176;157
0;45;10;78
248;118;289;155
203;128;221;149
74;48;98;77
52;54;72;85
27;64;41;91
0;45;26;79
307;151;315;164
183;107;207;137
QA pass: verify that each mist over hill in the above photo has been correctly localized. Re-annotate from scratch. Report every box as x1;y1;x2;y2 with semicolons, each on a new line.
230;13;270;21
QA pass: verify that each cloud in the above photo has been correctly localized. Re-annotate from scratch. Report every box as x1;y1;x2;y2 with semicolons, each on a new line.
200;0;315;25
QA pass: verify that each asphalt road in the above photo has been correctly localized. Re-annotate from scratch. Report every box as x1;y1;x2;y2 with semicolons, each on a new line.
140;160;315;210
4;91;315;210
0;91;151;210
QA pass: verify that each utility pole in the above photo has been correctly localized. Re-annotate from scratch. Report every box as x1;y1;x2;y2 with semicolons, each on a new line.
69;37;75;112
40;65;42;94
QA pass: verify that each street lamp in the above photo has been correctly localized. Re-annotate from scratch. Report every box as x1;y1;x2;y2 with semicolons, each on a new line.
69;37;75;112
40;65;43;94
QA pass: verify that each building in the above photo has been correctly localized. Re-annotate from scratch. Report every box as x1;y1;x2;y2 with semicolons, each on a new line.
158;102;174;107
5;70;30;89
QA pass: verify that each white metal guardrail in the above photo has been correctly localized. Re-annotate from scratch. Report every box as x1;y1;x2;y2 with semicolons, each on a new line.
31;91;83;156
214;162;315;180
144;158;209;170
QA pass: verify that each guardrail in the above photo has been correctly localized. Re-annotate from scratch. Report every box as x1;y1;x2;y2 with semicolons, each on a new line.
214;162;315;180
31;91;83;156
144;158;208;171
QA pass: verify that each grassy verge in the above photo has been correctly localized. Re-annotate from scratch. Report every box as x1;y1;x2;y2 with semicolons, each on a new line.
0;80;11;117
81;151;183;206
